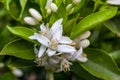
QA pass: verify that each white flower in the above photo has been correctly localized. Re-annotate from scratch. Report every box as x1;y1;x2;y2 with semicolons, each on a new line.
29;8;42;21
106;0;120;5
29;18;76;57
24;17;38;25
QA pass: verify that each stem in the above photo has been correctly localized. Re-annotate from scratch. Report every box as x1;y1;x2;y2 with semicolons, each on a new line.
46;71;54;80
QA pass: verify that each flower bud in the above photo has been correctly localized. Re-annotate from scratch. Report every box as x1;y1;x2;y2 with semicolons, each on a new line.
24;17;38;25
29;8;42;21
72;0;81;5
50;3;58;12
106;0;120;5
79;31;91;40
12;68;23;77
66;4;73;11
0;62;4;68
79;39;90;48
46;8;52;14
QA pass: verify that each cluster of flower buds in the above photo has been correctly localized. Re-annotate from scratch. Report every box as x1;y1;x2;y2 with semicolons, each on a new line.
27;17;91;72
45;0;58;14
24;8;42;26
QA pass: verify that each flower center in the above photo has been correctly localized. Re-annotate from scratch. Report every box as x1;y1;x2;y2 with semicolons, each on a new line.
49;40;58;50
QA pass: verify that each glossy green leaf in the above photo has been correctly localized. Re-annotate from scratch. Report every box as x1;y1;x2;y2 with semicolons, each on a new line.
5;0;27;21
70;7;118;39
71;62;102;80
7;26;39;45
81;48;120;80
0;39;35;60
8;57;36;68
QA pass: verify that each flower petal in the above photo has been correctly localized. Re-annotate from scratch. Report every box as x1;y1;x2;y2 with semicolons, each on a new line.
40;23;47;32
46;48;56;56
38;45;47;57
59;36;73;44
29;33;50;47
52;25;63;41
72;47;83;59
57;45;76;53
50;18;63;34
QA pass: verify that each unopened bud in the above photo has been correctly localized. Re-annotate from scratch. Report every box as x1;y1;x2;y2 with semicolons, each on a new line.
24;17;38;25
66;4;73;11
106;0;120;5
12;68;23;77
29;8;42;21
50;3;58;12
73;0;81;5
46;8;52;14
0;62;4;68
79;39;90;48
80;31;91;40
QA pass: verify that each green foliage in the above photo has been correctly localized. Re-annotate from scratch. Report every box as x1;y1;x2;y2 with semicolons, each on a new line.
5;0;27;21
0;72;16;80
70;7;118;39
81;48;120;80
8;57;35;68
7;26;39;45
0;39;35;60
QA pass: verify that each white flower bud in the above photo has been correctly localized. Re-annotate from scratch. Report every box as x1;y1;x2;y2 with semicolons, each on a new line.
66;4;73;11
79;31;91;40
12;68;23;77
0;62;4;68
72;0;81;5
50;3;58;12
24;17;38;25
106;0;120;5
29;8;42;21
46;8;52;14
79;39;90;48
46;0;53;8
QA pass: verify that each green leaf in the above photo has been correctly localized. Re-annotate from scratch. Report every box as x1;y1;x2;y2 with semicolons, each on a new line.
71;62;102;80
70;7;118;39
81;48;120;80
5;0;27;21
109;50;120;60
104;21;118;33
0;72;16;80
64;14;79;36
8;57;36;68
7;26;39;45
0;39;35;60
